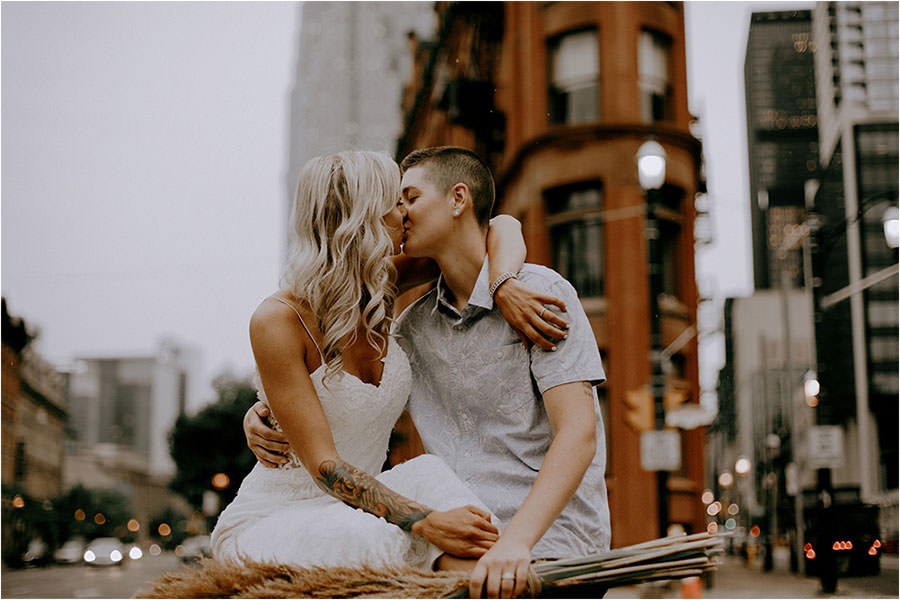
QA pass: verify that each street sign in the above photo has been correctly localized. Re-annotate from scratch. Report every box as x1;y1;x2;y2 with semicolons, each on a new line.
640;429;681;471
665;404;713;430
808;425;843;469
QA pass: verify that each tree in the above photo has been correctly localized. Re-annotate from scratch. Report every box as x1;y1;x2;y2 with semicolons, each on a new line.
168;373;259;512
1;484;132;568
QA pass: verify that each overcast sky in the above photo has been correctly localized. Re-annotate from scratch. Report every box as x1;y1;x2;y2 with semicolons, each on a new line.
2;1;810;407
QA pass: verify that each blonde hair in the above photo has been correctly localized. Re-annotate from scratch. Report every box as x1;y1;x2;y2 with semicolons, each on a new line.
282;151;399;383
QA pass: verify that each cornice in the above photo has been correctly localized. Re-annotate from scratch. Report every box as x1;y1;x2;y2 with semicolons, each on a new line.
496;123;702;194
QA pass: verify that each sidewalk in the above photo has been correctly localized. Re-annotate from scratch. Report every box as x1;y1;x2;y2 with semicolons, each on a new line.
605;554;898;599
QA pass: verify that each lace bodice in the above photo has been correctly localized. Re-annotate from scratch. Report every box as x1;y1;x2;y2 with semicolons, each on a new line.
254;336;411;494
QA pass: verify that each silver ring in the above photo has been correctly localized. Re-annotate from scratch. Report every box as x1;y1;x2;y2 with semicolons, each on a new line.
539;307;546;319
501;573;515;581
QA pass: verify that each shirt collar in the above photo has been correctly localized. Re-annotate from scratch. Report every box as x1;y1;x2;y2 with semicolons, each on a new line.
468;256;494;310
433;255;494;317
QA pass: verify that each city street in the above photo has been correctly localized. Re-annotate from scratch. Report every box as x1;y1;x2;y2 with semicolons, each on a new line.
609;554;899;599
1;552;895;598
1;553;182;599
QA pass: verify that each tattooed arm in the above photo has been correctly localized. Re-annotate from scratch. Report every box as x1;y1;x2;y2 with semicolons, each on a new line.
249;297;498;558
469;381;598;598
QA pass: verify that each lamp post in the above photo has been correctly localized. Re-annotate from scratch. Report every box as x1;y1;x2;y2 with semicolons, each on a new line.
884;206;899;249
637;139;669;538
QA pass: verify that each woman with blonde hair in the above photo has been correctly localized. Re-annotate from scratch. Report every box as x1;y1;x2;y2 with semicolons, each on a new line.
211;150;563;571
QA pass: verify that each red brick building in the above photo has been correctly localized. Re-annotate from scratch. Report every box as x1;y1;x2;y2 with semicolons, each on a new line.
394;1;705;547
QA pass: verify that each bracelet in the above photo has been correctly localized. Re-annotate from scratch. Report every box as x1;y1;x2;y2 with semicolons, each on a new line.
489;271;518;297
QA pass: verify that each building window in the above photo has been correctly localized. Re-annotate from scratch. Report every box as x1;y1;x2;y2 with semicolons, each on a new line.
638;30;674;122
15;440;25;480
547;29;599;124
545;183;605;297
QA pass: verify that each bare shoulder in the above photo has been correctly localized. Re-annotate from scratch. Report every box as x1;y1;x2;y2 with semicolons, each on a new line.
249;294;313;350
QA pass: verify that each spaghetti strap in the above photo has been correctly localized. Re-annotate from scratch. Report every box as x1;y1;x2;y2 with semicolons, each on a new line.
269;296;326;363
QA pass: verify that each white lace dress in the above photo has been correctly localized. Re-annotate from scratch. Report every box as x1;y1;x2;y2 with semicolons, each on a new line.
210;336;493;570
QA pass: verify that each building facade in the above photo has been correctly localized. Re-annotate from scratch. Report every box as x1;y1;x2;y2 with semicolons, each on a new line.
809;0;898;542
66;339;201;479
284;1;434;257
63;339;201;533
1;299;67;501
709;292;815;549
395;1;706;547
714;2;899;558
744;10;819;292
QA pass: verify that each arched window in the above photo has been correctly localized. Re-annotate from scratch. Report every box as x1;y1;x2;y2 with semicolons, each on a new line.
545;182;605;297
547;29;600;124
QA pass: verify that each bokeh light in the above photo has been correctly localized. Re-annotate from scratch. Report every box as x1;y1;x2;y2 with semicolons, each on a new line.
74;508;86;521
127;519;140;532
94;513;106;525
149;544;162;556
12;496;25;509
706;522;718;534
701;490;714;505
158;523;171;536
211;472;230;490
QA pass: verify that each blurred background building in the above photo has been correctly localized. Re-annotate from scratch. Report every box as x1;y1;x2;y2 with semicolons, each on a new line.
284;1;434;257
809;0;898;541
2;299;68;501
392;1;707;547
64;339;202;530
710;0;899;568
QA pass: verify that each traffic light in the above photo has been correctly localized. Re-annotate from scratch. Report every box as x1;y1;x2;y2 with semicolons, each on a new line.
625;387;688;432
625;387;653;432
664;388;688;411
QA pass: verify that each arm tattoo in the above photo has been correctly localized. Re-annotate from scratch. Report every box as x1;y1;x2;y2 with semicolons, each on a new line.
315;459;433;532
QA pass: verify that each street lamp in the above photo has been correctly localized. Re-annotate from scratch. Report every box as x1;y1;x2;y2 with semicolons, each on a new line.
637;140;667;190
637;139;671;539
883;206;899;249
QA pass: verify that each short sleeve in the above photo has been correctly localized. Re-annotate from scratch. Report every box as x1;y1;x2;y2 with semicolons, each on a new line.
527;274;606;394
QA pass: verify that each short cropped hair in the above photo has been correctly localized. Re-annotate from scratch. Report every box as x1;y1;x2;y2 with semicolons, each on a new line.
399;146;495;228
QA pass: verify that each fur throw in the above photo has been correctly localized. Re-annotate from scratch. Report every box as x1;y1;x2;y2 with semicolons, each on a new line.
136;558;473;599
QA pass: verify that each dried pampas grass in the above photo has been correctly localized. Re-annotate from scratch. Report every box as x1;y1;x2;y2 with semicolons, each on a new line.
138;533;723;598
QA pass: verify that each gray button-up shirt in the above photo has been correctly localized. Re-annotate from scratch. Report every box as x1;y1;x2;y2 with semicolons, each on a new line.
394;257;610;558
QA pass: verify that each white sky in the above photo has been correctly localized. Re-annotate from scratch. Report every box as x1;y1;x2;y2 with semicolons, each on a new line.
2;1;811;406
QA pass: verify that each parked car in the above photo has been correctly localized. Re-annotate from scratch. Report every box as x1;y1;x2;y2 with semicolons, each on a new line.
22;539;50;566
804;502;881;593
53;538;86;564
83;537;126;567
177;535;211;563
